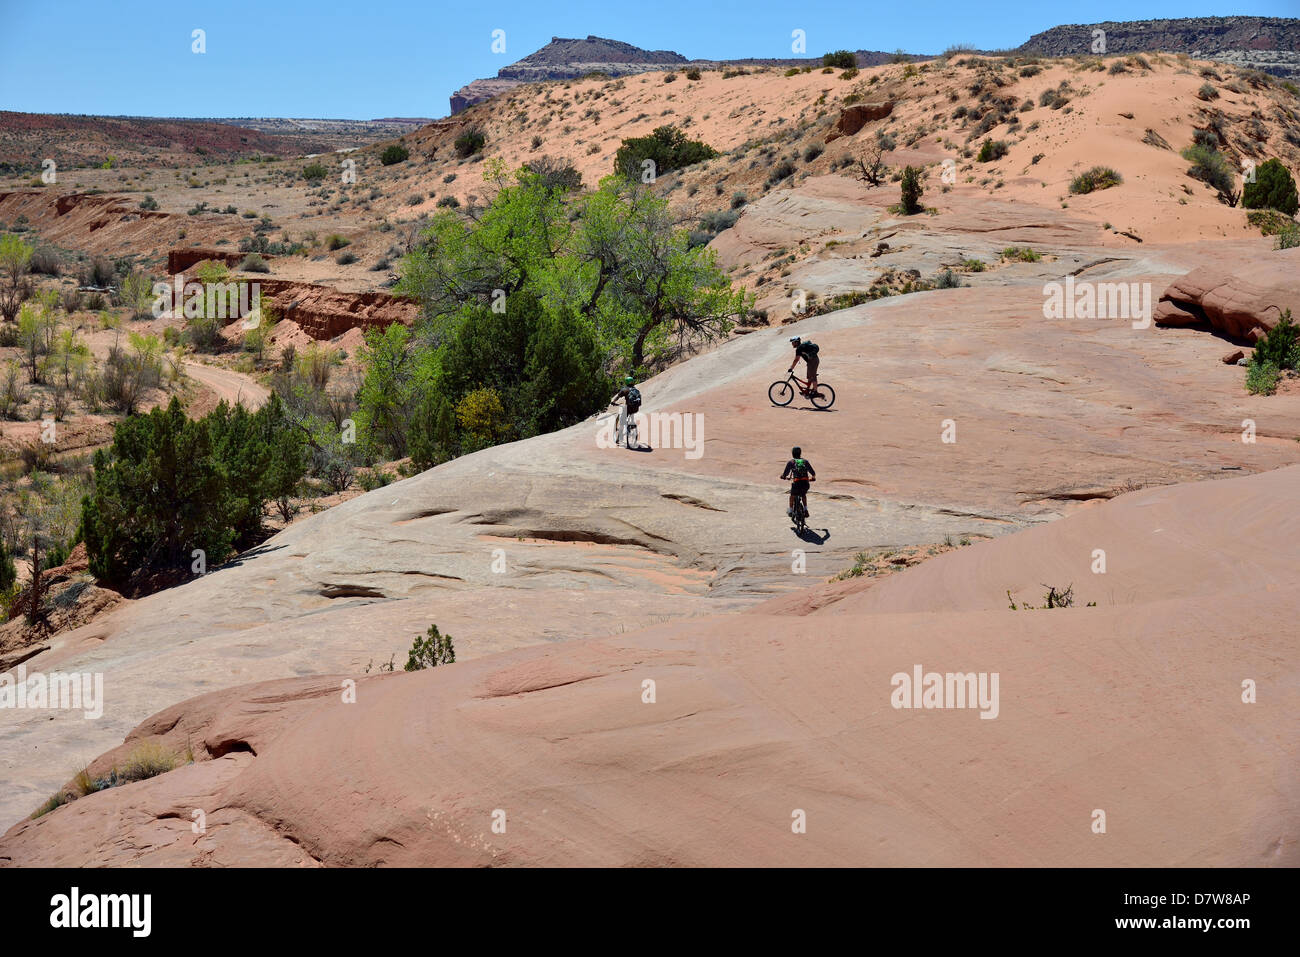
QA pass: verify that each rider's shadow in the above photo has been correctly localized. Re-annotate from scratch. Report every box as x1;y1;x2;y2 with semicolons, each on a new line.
794;525;830;544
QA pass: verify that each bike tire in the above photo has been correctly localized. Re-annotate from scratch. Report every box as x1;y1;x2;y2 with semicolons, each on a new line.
769;380;795;406
810;383;836;410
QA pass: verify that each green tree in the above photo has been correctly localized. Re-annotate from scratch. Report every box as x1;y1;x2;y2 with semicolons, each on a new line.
380;144;410;166
613;125;718;179
1242;158;1299;217
0;233;33;322
81;398;233;588
822;50;857;69
900;165;924;214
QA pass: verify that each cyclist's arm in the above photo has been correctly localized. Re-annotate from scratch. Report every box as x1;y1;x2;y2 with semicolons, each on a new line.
780;460;793;480
807;462;816;479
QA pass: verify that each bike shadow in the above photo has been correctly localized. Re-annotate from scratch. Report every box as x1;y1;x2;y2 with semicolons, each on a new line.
792;525;830;544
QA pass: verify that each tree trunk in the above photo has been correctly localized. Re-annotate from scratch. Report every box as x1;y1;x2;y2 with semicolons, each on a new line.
26;535;40;627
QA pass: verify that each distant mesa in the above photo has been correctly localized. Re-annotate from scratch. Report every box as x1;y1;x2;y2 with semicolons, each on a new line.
449;17;1300;115
450;35;688;114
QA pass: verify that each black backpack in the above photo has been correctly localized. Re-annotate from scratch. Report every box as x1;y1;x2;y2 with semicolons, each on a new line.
626;386;641;410
790;458;810;480
800;341;820;357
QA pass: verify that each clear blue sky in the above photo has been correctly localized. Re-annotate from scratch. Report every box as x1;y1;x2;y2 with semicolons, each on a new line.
0;0;1293;119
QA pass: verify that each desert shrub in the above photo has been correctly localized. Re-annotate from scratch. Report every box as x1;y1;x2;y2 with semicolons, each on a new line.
698;209;740;235
454;127;487;157
934;269;961;288
239;253;269;272
138;194;159;211
1246;358;1281;395
1192;127;1220;150
686;68;701;81
1181;144;1237;201
1019;65;1041;77
977;139;1009;162
302;162;328;181
899;165;924;214
803;143;825;162
116;741;184;783
768;159;797;185
326;234;351;250
1241;158;1299;217
1002;246;1041;262
336;251;358;265
404;623;456;671
731;191;748;209
524;155;582;192
28;246;60;276
822;50;857;69
1197;82;1219;101
380;143;410;165
436;195;460;208
1108;60;1128;75
663;72;676;83
1252;309;1299;371
1246;209;1296;235
614;125;718;178
840;68;859;81
1069;166;1123;194
1277;225;1300;249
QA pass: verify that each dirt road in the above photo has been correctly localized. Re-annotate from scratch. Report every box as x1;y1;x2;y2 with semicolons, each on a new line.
184;361;270;410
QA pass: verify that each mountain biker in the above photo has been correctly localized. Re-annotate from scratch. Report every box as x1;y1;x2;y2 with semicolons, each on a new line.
788;336;820;394
609;376;642;447
781;446;816;519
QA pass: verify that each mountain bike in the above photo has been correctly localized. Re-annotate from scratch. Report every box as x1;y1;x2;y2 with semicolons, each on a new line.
790;491;809;533
769;372;835;410
785;476;814;532
612;403;639;449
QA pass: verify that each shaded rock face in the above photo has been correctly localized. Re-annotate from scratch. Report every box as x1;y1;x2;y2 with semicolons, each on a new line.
1153;249;1300;340
824;102;894;142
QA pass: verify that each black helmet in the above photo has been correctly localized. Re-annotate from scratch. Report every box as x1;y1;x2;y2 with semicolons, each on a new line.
792;446;802;457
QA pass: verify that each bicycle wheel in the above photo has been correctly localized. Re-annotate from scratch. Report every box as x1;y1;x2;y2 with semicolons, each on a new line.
810;383;835;410
768;380;795;406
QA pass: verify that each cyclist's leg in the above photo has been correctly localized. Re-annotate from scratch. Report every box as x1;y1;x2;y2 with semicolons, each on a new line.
616;406;626;446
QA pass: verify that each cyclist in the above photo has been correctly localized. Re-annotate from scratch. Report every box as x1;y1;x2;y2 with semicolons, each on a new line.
788;336;820;395
609;376;642;447
781;446;816;519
